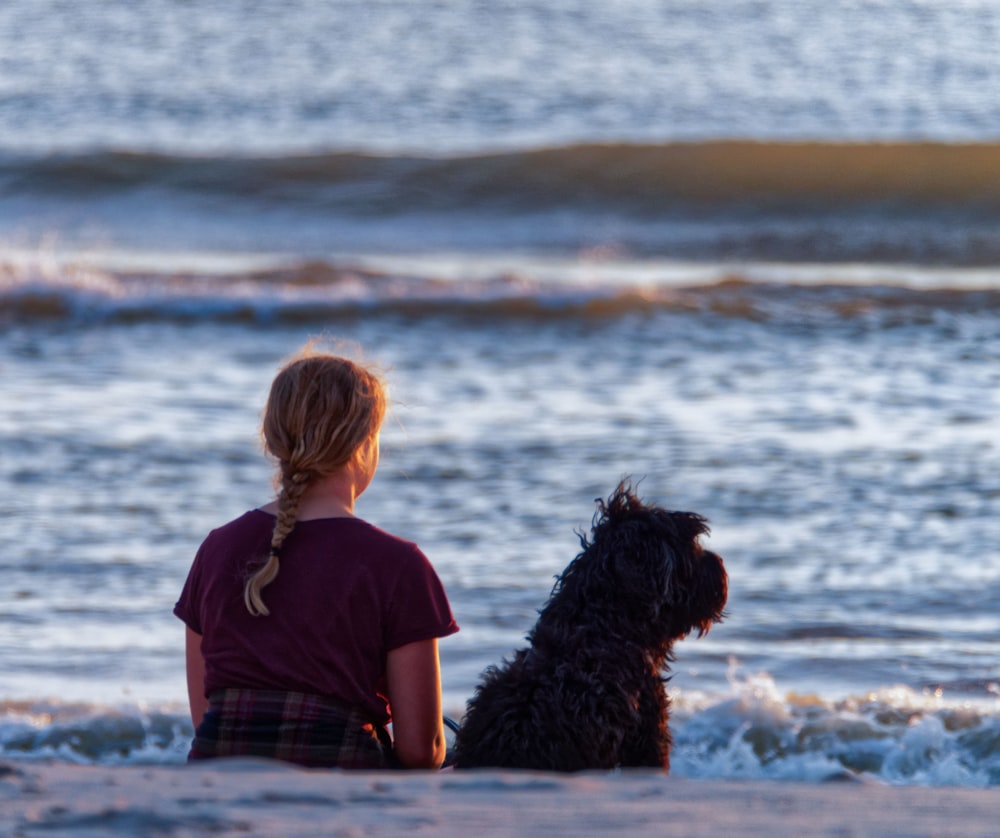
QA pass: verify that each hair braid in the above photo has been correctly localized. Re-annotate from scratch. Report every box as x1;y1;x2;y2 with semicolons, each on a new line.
243;469;311;616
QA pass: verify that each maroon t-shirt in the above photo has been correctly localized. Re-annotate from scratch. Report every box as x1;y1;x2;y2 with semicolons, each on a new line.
174;511;458;724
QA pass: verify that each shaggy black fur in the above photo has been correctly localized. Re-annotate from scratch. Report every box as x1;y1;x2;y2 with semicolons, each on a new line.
452;482;727;772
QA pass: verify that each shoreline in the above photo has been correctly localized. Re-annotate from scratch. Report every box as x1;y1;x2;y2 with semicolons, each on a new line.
5;760;998;837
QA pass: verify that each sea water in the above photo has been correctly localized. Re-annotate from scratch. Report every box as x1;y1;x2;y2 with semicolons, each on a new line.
1;0;999;786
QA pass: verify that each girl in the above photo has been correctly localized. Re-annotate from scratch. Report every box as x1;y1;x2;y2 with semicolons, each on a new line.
174;346;458;769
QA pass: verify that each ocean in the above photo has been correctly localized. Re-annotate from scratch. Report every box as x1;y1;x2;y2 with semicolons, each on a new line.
1;0;999;786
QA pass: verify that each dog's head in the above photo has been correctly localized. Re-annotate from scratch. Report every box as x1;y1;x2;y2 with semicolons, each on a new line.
543;482;728;646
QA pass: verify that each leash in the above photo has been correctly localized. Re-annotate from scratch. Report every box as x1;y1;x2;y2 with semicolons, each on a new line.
442;716;461;768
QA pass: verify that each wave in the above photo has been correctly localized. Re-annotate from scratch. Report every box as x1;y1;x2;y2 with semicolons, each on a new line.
2;254;999;326
5;141;1000;211
671;672;1000;787
7;140;1000;265
4;673;1000;785
0;699;191;766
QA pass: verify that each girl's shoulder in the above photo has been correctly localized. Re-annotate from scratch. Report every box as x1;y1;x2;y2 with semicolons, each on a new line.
198;509;273;551
304;516;424;560
345;517;420;550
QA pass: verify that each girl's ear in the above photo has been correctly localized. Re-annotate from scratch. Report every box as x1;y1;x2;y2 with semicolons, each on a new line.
354;432;380;491
365;433;381;466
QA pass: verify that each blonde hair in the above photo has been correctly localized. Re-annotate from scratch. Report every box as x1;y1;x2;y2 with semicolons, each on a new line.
244;347;387;616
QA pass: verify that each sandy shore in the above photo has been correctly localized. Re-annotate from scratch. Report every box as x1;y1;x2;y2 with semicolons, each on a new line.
3;759;997;837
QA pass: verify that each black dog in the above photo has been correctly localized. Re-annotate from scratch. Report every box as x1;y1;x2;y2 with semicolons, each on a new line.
452;482;727;772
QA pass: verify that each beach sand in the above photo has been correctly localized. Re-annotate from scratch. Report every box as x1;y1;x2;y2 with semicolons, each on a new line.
3;760;996;837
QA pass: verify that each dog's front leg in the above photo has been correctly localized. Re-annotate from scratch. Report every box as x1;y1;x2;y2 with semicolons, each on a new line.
620;675;672;770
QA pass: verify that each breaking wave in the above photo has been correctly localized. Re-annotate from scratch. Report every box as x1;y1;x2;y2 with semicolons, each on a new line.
4;669;1000;786
2;254;999;327
672;670;1000;787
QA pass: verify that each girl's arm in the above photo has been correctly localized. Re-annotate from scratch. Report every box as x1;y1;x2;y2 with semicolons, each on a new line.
185;626;210;730
385;637;446;769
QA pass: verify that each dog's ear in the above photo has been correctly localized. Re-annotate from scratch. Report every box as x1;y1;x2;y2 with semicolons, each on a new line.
608;506;717;619
583;509;693;611
648;509;727;635
648;508;709;580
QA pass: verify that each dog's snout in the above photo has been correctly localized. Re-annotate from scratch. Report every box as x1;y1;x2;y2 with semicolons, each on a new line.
704;549;728;623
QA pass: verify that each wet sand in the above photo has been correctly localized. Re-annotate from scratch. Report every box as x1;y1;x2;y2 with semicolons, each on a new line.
4;760;997;837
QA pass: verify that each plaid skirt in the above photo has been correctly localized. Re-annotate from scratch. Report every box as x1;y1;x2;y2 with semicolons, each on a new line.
189;688;393;769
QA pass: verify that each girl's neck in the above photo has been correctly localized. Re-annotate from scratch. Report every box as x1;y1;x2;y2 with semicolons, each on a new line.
297;477;358;519
262;471;364;521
